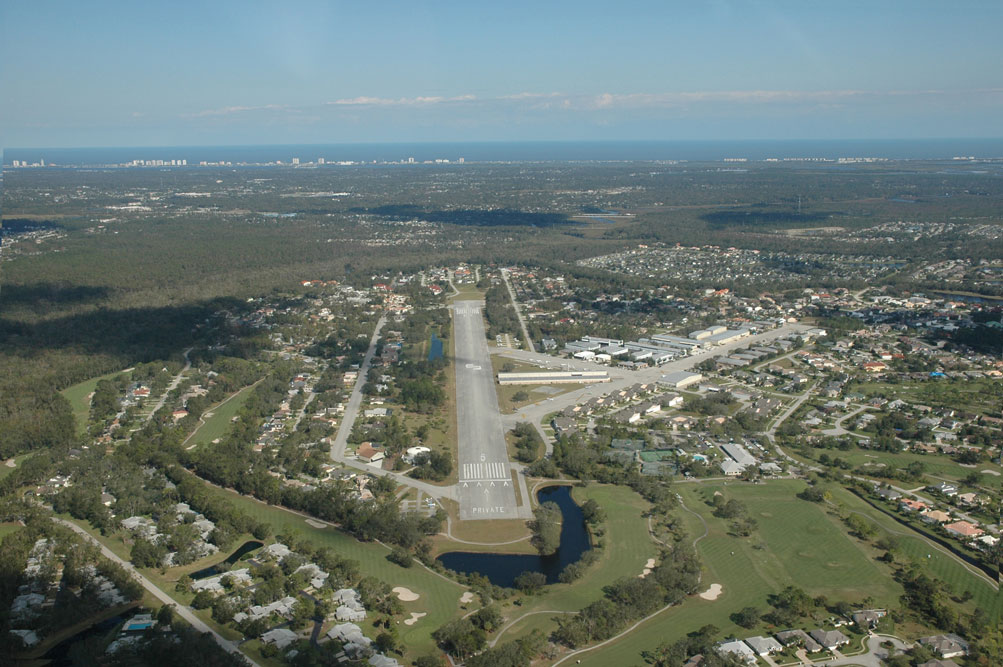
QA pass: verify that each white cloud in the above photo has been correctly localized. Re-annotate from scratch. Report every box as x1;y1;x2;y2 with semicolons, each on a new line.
187;87;1003;120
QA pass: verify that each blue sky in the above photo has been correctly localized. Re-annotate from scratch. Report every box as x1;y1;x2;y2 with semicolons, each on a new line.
2;1;1002;147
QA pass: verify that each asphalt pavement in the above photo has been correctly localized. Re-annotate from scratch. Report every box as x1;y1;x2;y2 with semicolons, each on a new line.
452;300;522;520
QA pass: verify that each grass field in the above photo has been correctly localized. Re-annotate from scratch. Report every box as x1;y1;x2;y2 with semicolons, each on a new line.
574;478;1001;667
851;378;1003;416
837;447;1002;491
487;484;657;645
0;523;22;541
183;383;256;448
60;367;133;435
827;486;1000;613
574;479;904;666
0;452;35;481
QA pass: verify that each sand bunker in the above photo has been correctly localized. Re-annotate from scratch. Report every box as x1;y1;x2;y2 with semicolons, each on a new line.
459;592;474;604
638;558;657;578
699;583;722;600
981;469;1001;476
305;519;327;529
404;612;427;626
393;586;420;602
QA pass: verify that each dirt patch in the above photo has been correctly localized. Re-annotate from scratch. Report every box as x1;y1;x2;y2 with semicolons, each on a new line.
404;612;426;626
393;586;419;602
699;583;722;600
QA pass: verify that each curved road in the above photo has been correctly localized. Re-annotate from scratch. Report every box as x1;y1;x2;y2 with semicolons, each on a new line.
54;518;257;666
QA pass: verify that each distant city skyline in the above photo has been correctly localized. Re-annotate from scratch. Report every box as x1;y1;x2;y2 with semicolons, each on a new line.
2;1;1002;148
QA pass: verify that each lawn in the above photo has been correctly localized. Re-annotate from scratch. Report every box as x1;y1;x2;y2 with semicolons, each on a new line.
0;523;22;541
486;484;658;645
837;447;1002;491
182;383;256;448
827;486;1000;615
60;367;133;435
191;481;467;655
574;478;1002;667
574;479;906;667
0;452;35;481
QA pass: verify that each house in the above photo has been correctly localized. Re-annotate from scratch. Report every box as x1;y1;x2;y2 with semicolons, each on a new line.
956;492;981;506
551;416;578;436
928;482;958;497
863;361;888;373
744;636;782;656
899;498;929;513
944;521;983;539
716;640;756;664
875;487;901;501
264;543;292;561
852;609;886;628
775;630;823;653
368;655;400;667
809;629;850;650
404;446;431;464
10;629;40;647
660;392;684;408
759;462;782;476
327;622;373;658
356;443;384;464
918;634;969;659
261;628;299;649
720;460;746;476
920;510;952;524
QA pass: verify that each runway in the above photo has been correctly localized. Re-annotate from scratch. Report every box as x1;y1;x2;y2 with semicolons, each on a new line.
452;300;520;520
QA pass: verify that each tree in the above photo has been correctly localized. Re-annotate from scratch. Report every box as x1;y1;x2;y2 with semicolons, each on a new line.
529;502;562;556
471;605;503;632
732;606;761;629
157;604;175;626
514;571;547;594
374;631;399;655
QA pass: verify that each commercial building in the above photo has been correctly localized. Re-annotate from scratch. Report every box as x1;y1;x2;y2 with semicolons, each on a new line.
497;371;610;385
658;371;703;389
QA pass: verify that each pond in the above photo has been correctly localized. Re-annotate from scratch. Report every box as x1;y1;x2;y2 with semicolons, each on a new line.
428;332;444;361
190;540;264;580
436;485;591;588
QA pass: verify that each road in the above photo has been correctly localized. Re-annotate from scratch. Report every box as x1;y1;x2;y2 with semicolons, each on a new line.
329;315;387;460
500;268;534;352
821;404;870;438
144;347;193;423
325;314;457;501
54;518;257;667
765;380;819;446
452;300;523;520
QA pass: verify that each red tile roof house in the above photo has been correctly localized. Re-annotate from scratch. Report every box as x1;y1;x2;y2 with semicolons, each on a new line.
899;498;929;512
943;521;984;539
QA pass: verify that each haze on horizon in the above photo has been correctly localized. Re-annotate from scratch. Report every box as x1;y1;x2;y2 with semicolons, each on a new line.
2;0;1002;149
